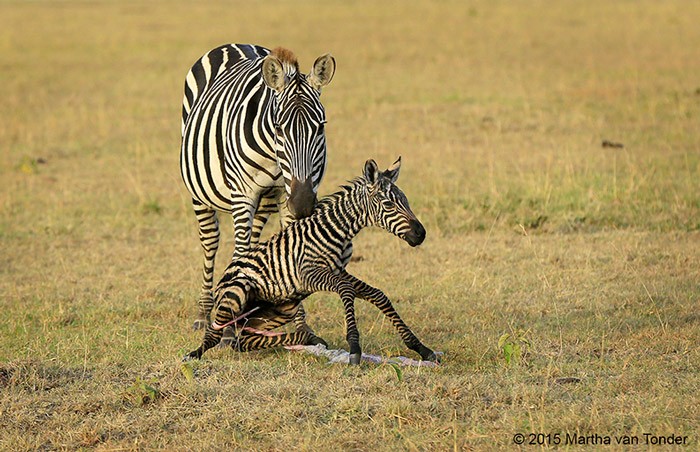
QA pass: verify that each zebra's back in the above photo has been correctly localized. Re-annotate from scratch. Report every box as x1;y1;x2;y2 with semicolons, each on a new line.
181;43;270;133
180;43;279;212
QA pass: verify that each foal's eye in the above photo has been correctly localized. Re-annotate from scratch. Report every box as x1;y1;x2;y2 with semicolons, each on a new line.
380;199;394;209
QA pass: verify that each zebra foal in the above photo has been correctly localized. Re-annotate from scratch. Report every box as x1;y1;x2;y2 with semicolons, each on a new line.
184;158;438;365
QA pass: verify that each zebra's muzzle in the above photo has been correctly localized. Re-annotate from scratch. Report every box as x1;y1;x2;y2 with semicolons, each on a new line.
404;219;426;247
287;176;317;219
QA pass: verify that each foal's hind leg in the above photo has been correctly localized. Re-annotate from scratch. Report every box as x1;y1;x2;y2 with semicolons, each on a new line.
232;302;327;351
184;276;251;361
234;329;326;351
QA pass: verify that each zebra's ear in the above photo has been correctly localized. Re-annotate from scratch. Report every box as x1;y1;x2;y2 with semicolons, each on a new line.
383;156;401;183
262;55;287;93
364;159;380;185
308;53;336;91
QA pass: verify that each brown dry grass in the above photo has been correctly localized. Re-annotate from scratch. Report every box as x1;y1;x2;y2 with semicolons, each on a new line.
1;1;698;450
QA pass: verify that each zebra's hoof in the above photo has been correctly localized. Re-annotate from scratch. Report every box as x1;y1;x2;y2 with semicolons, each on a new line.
349;352;361;365
421;349;440;363
192;319;207;331
183;350;201;361
309;335;328;348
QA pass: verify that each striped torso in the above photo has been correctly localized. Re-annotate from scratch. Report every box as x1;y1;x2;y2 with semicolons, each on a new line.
215;181;366;303
180;44;279;212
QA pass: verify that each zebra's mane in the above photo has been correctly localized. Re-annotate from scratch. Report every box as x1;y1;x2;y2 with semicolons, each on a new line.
270;47;299;72
314;177;367;213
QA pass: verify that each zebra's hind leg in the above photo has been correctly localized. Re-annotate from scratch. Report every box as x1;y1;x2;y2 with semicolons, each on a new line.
234;302;327;351
184;323;223;361
293;303;316;335
192;200;220;330
233;329;326;352
185;274;251;360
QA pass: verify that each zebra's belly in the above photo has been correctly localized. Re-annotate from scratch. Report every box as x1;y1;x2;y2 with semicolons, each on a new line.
180;143;283;213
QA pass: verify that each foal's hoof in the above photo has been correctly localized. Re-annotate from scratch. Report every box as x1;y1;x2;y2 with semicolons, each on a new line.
349;352;361;365
308;335;328;348
182;350;201;361
417;344;440;363
192;319;207;331
421;348;440;364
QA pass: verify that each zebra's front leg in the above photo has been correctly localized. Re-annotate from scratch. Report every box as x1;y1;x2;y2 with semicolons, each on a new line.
220;197;257;346
192;200;220;330
278;199;317;336
342;291;362;365
250;192;279;245
348;274;438;362
305;269;361;364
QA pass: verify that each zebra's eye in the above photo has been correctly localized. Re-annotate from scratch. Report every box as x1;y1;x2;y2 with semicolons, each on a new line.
380;199;395;209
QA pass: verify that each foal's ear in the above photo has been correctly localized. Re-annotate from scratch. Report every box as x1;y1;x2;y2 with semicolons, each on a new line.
383;156;401;183
363;159;380;185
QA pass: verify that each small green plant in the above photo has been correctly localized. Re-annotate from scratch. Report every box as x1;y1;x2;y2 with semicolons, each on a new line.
498;329;531;366
180;360;198;383
386;362;403;382
124;377;160;406
141;199;163;215
16;156;40;175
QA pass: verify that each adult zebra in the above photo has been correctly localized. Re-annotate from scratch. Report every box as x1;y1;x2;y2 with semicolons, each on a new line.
180;44;336;332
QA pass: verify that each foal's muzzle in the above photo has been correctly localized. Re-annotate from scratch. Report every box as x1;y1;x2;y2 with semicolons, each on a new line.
404;219;426;247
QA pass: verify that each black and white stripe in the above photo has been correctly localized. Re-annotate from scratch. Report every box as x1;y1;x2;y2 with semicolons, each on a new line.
184;158;437;365
179;44;335;331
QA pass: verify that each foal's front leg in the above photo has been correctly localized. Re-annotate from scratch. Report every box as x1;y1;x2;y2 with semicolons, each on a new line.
304;267;361;364
347;273;438;362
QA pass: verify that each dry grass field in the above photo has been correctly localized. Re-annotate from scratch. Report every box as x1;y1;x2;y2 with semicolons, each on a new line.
1;1;699;450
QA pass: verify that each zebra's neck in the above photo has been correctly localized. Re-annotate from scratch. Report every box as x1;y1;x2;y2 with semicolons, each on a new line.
313;178;372;241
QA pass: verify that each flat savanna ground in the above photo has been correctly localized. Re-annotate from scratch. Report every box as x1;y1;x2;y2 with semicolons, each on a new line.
1;1;698;450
